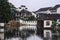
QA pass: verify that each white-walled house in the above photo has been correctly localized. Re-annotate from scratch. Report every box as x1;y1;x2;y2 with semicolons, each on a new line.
15;5;34;21
0;23;5;40
36;13;60;40
35;4;60;15
36;4;60;40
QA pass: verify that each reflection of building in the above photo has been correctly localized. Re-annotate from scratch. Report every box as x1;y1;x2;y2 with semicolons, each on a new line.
36;4;60;39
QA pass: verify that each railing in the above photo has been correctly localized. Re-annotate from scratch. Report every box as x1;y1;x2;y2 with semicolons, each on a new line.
19;19;37;25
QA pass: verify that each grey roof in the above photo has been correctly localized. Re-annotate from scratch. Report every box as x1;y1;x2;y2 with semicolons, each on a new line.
35;4;60;13
37;13;60;20
52;4;60;10
35;7;52;13
19;9;32;15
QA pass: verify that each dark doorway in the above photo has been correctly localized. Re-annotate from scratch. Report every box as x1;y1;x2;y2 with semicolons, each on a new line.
37;20;44;38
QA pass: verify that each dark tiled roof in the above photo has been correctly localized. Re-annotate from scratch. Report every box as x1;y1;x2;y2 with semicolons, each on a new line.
20;9;32;15
37;14;60;20
52;4;60;10
35;7;52;12
35;4;60;13
21;5;26;7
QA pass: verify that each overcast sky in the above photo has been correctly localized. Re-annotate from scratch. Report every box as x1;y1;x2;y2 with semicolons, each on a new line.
8;0;60;11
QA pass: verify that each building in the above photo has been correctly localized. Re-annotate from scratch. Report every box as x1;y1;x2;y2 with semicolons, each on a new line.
14;5;33;21
0;23;5;40
12;5;37;38
36;4;60;40
35;4;60;14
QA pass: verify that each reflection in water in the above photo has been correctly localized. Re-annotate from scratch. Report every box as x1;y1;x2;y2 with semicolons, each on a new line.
5;25;43;40
6;35;43;40
27;35;43;40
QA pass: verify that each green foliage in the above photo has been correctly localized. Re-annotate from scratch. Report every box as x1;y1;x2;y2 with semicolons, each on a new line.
52;21;57;26
52;20;57;33
0;0;14;23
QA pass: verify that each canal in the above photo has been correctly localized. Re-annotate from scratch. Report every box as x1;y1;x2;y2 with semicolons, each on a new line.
5;25;43;40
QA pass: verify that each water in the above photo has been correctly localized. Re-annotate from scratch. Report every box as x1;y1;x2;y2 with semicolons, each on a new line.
5;25;43;40
27;35;43;40
5;35;43;40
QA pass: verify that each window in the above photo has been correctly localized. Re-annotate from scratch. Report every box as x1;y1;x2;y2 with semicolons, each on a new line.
46;21;50;25
19;7;21;9
44;20;52;27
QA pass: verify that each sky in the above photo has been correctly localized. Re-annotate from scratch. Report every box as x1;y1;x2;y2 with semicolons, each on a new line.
8;0;60;11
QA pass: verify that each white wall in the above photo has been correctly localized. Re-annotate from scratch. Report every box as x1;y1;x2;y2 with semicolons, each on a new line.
32;12;36;18
0;23;5;27
57;7;60;14
44;20;52;27
57;19;60;25
44;30;52;38
47;10;51;14
0;29;4;32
